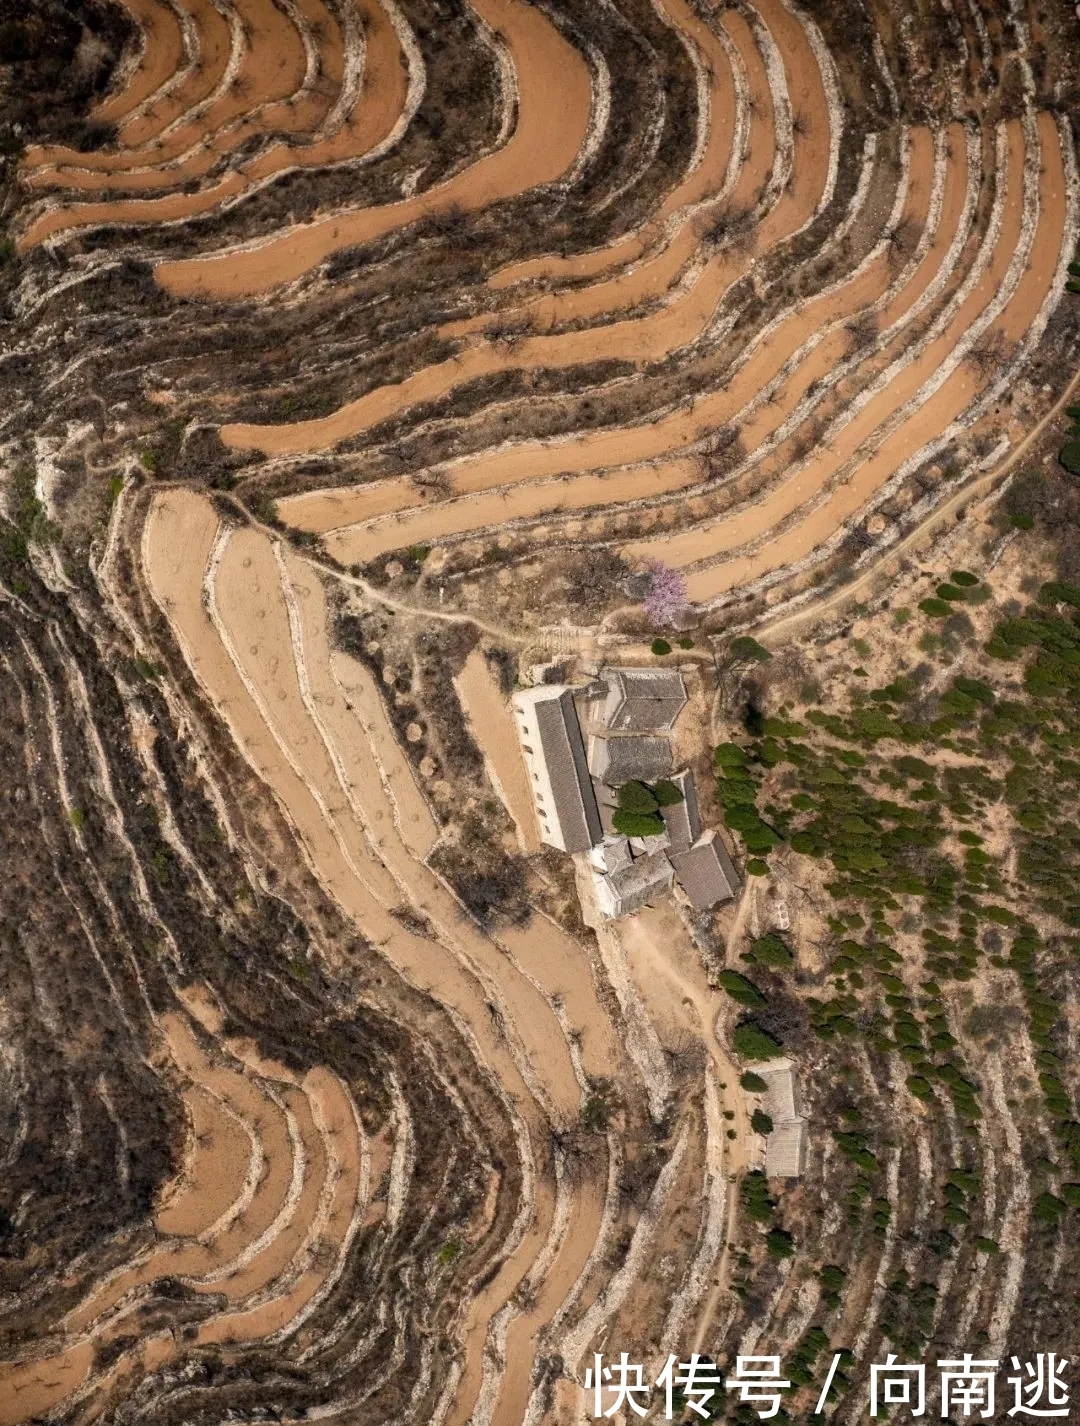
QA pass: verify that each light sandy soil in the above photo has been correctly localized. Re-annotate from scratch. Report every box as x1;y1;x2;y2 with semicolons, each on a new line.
0;1341;96;1426
241;0;408;183
618;900;749;1169
89;0;186;129
611;900;754;1357
154;0;593;299
26;0;235;172
154;1081;256;1237
498;916;621;1082
318;460;702;567
20;0;319;246
141;490;641;1424
290;120;907;560
453;648;540;852
278;102;1067;608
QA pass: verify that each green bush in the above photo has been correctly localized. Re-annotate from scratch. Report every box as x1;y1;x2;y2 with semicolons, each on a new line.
974;1236;1000;1253
1061;1183;1080;1208
820;1264;847;1293
1034;1191;1067;1224
1012;513;1035;530
937;584;965;601
714;741;749;768
920;598;953;617
720;970;767;1008
951;570;979;587
766;1227;796;1258
729;635;772;663
740;1071;768;1092
742;1170;775;1223
611;809;664;837
617;780;659;814
651;778;685;807
1040;580;1080;608
746;858;771;876
834;1131;880;1173
1059;441;1080;476
745;933;794;968
751;1108;775;1135
651;637;672;655
733;1021;782;1060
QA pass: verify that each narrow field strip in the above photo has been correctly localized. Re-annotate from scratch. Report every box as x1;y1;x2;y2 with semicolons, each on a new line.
453;648;541;852
298;125;929;562
17;0;339;248
89;0;188;130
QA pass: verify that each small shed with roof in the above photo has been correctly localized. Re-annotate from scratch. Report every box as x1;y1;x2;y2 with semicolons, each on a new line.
591;849;675;920
670;830;740;910
751;1058;808;1179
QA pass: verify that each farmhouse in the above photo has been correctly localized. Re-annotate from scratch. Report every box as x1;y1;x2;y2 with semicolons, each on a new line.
670;830;740;911
587;733;673;785
510;675;740;921
511;686;602;852
584;667;688;733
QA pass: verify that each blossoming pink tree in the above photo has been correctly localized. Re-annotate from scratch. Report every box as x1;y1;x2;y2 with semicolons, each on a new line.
642;561;688;626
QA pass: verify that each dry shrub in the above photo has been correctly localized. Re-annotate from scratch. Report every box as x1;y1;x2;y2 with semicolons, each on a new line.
700;425;746;483
701;201;756;253
886;215;920;265
965;329;1011;378
845;310;879;354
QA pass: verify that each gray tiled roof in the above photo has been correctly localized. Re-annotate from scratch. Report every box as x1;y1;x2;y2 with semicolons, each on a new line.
598;667;688;733
533;693;603;851
660;770;701;853
599;849;674;917
588;734;673;785
749;1058;807;1180
759;1061;799;1122
765;1121;807;1179
593;835;633;873
670;831;740;910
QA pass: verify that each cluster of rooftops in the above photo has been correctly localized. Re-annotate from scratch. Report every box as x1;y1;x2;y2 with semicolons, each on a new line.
512;668;741;920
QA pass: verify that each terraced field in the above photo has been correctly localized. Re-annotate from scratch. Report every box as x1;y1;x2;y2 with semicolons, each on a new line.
2;0;1080;1421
